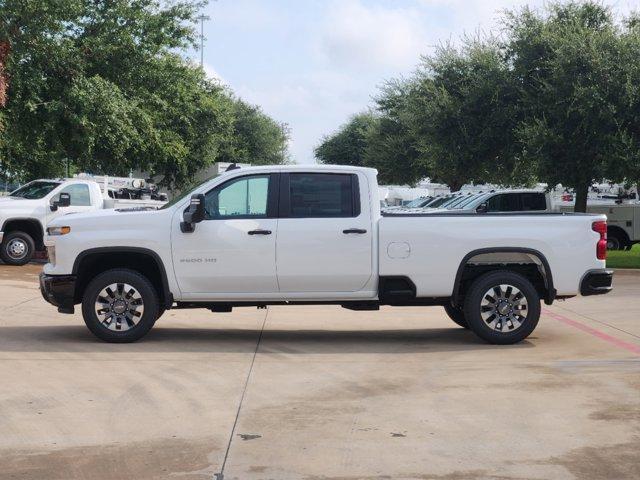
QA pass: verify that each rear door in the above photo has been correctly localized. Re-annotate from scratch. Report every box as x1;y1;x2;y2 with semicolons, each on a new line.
275;172;373;293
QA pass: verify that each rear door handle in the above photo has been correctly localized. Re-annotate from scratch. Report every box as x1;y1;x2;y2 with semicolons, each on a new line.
343;228;367;234
248;229;272;235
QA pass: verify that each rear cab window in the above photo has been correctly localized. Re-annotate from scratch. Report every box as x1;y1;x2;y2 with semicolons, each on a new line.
520;193;547;211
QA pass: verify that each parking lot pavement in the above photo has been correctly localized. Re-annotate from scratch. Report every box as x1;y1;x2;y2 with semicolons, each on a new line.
0;265;638;480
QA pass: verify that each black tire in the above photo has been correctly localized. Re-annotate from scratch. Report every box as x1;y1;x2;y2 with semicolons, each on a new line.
0;231;35;266
443;304;469;329
606;232;622;251
463;270;541;345
82;269;159;343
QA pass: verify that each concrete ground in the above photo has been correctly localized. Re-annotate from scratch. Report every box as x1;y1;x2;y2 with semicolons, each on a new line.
0;264;638;480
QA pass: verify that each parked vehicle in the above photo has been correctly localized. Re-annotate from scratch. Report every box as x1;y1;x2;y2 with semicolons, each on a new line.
0;177;166;265
458;190;551;213
558;202;640;250
40;165;612;344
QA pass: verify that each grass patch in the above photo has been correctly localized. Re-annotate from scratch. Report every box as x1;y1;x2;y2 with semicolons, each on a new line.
607;244;640;269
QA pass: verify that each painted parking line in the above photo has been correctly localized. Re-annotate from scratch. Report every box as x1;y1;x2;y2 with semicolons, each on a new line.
543;308;640;356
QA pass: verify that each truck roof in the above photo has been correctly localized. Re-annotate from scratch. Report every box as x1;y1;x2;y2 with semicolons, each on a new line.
218;164;379;175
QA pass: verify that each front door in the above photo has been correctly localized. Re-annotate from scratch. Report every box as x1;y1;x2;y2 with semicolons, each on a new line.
45;182;96;225
172;173;279;297
276;172;373;293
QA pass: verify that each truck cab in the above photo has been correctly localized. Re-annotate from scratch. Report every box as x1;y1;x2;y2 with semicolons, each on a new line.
0;179;103;265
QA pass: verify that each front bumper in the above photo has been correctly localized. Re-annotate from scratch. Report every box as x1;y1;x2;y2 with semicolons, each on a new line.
580;269;614;296
39;272;76;314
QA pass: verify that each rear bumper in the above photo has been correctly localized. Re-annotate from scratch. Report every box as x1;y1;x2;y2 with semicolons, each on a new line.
39;272;76;314
0;231;4;243
580;269;613;296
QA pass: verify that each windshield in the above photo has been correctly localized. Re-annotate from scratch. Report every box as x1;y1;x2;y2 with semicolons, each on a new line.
405;197;431;208
427;196;452;208
160;174;220;210
451;193;483;209
10;181;61;199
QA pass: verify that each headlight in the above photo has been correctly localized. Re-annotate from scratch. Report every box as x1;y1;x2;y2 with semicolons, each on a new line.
47;226;71;236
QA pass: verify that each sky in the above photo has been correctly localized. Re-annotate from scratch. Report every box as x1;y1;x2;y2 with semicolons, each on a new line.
190;0;637;164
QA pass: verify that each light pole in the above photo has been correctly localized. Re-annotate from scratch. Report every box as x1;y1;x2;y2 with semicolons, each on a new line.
197;14;211;68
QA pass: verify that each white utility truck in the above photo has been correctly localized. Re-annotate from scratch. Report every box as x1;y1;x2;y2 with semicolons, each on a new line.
40;165;613;344
0;176;166;265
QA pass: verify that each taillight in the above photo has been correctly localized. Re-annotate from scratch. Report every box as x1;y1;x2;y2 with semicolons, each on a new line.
592;221;607;260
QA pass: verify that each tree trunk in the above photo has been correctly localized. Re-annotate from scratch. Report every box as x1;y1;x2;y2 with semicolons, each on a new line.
0;40;10;107
448;180;463;192
574;182;589;213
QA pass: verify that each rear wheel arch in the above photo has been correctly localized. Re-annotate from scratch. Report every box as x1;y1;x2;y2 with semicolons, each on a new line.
72;248;172;309
452;247;554;307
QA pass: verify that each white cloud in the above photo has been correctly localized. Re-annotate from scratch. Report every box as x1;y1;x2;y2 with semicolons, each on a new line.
320;0;429;72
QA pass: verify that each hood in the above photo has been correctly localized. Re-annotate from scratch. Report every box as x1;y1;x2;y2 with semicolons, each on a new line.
0;196;37;207
48;206;167;228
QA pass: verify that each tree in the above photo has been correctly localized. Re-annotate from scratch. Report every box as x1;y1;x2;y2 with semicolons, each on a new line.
506;2;640;211
315;112;377;167
220;98;289;165
364;81;425;185
407;40;527;191
0;0;288;187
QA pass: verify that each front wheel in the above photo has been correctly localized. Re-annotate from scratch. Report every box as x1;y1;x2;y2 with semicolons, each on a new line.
463;271;541;345
0;231;35;266
82;269;159;343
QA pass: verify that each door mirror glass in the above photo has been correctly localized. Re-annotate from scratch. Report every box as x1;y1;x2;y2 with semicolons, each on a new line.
50;192;71;211
181;194;206;232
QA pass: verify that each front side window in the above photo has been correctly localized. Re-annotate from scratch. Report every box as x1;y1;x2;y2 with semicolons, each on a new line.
56;183;91;206
204;175;270;219
288;173;357;218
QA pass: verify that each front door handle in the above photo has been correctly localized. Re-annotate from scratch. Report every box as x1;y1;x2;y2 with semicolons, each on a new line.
248;229;272;235
343;228;367;234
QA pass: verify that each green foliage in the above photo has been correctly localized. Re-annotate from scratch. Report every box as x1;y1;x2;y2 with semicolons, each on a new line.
0;0;288;186
365;81;425;185
221;98;290;166
315;112;378;167
507;2;640;211
314;1;640;210
607;244;640;269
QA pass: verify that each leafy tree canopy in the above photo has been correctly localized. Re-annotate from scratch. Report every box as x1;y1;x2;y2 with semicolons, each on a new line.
0;0;288;186
314;1;640;211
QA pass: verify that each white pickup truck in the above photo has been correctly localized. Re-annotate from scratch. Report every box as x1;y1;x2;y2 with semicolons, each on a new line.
40;165;613;344
0;178;165;265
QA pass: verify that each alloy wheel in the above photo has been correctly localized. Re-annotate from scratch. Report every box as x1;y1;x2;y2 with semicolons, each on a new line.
94;283;145;331
480;284;528;332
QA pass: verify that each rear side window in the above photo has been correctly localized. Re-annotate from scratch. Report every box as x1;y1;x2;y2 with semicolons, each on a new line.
486;193;520;212
287;173;359;218
520;193;546;211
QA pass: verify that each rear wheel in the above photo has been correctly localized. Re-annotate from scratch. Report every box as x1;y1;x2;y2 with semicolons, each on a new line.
463;271;541;345
606;232;622;250
0;231;35;266
443;304;469;329
82;269;159;343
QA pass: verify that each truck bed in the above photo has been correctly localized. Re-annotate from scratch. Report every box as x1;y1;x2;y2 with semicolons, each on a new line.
378;211;606;297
